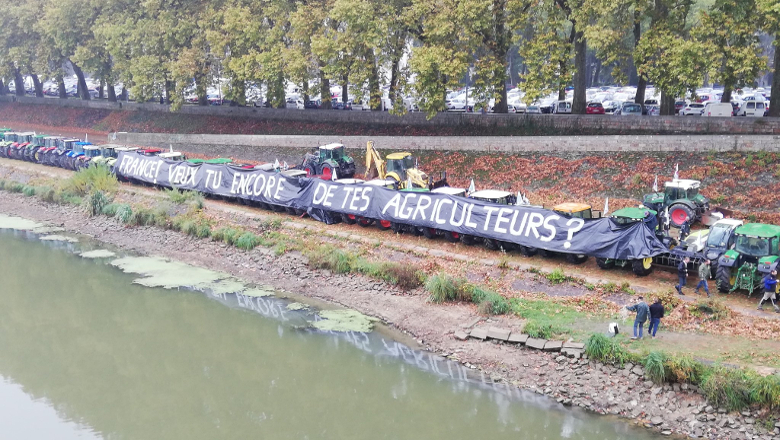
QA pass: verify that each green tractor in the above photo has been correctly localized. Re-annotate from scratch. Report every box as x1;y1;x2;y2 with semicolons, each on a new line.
643;179;714;228
716;223;780;296
301;143;356;180
595;207;670;276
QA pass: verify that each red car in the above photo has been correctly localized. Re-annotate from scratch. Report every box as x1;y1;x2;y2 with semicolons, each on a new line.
586;102;605;114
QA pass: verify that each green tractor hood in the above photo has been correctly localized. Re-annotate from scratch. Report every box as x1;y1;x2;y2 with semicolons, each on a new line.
642;192;665;205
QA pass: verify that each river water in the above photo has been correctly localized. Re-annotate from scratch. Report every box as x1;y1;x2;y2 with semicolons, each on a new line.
0;224;660;440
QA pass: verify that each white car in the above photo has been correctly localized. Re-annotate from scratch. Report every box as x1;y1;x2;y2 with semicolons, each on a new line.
679;103;705;116
447;98;467;112
507;97;527;113
702;102;733;117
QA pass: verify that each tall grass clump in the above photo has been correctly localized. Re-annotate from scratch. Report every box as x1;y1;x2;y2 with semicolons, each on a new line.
524;321;566;339
6;181;24;193
234;232;261;251
749;374;780;409
306;245;353;273
86;190;111;216
545;268;568;284
113;204;133;224
471;287;510;315
665;354;704;384
699;366;755;411
22;185;36;197
64;166;118;196
425;273;470;303
584;333;635;366
644;351;667;384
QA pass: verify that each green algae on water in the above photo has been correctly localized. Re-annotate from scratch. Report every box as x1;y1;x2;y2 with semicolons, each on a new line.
0;214;44;230
286;302;308;311
240;288;275;297
79;249;117;259
39;235;78;243
312;310;378;333
110;256;245;293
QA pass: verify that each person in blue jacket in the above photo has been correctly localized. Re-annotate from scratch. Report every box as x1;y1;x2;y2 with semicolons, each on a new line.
626;296;650;339
675;257;690;295
758;270;779;312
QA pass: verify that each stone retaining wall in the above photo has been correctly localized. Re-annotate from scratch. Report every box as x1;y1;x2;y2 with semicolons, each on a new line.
3;94;780;135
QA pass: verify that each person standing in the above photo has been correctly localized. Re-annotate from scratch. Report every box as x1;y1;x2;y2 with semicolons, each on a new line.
679;220;691;242
695;259;711;297
758;270;779;312
626;296;650;340
647;299;665;338
675;257;690;295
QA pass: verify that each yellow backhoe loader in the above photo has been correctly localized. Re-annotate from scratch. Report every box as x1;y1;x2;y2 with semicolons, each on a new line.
364;141;447;189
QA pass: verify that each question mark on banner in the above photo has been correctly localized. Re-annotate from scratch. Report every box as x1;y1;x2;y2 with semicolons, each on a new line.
564;218;585;249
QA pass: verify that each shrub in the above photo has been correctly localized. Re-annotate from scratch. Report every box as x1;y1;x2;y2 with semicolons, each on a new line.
38;186;56;203
585;333;634;366
86;190;111;216
64;166;118;196
382;264;424;291
22;185;36;197
114;204;133;224
234;232;261;250
151;207;171;228
0;179;5;189
425;273;470;303
692;298;730;321
306;245;353;273
7;182;24;193
180;220;197;236
102;203;120;217
195;222;211;239
524;321;565;339
644;351;667;384
750;374;780;409
472;287;510;315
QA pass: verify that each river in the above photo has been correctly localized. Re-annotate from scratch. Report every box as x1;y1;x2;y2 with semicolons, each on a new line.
0;224;660;439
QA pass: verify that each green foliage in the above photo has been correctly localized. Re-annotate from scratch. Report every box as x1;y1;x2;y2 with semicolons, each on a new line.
234;232;261;250
585;333;634;366
86;190;111;216
524;321;566;339
644;351;667;384
545;268;568;284
128;207;154;226
101;203;120;217
425;273;471;303
750;374;780;409
471;287;510;315
64;166;118;196
6;182;24;193
665;354;704;384
22;185;36;197
113;204;133;224
692;298;731;321
699;366;756;411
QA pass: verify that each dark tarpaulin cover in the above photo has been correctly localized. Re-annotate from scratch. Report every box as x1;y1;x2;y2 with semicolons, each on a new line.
114;152;668;260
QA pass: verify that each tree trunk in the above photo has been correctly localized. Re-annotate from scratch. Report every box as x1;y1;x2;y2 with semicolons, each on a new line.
341;76;349;106
31;74;43;98
98;78;105;99
571;30;587;114
388;56;400;107
107;82;117;102
273;73;286;108
633;10;646;104
230;78;245;106
14;69;24;97
770;38;780;117
320;70;331;109
303;80;310;106
0;79;5;95
368;54;381;111
660;91;675;116
492;0;509;113
121;86;128;101
593;60;601;87
721;85;732;103
57;75;67;99
195;76;207;106
71;62;90;100
165;80;174;104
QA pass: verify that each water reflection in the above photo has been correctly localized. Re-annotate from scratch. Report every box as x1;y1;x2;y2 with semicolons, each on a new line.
0;229;660;440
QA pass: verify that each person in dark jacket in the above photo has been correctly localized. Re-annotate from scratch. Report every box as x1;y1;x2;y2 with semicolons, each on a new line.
679;220;691;242
758;270;779;312
675;257;690;295
647;299;665;338
626;296;650;339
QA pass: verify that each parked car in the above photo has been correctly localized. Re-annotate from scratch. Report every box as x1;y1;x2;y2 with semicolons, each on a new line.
508;99;527;113
332;101;353;110
603;100;620;114
619;102;643;116
645;105;660;116
674;101;686;114
526;105;541;114
585;102;605;114
737;100;766;117
679;103;705;116
702;102;733;117
552;100;572;114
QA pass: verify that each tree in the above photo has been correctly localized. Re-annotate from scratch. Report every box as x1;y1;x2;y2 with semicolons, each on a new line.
758;0;780;116
694;0;766;103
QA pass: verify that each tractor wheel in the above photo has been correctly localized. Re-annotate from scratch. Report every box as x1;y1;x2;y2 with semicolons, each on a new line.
357;217;375;227
34;149;44;163
443;230;460;243
537;249;551;258
716;264;733;293
341;213;357;225
271;204;286;212
483;238;500;251
519;246;537;257
304;165;316;177
565;254;588;264
285;207;297;215
631;258;653;276
391;222;404;234
459;234;476;246
421;227;436;239
669;204;694;228
376;219;392;231
500;241;516;252
596;258;614;270
321;163;334;181
407;226;423;236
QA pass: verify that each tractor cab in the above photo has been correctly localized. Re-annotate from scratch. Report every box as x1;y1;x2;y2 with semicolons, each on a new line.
469;189;517;206
717;223;780;295
3;132;19;143
553;202;600;219
385;152;416;181
83;146;103;159
57;138;79;151
643;179;711;227
15;132;34;145
610;207;658;229
43;136;62;148
100;146;119;159
159;152;186;161
431;187;468;198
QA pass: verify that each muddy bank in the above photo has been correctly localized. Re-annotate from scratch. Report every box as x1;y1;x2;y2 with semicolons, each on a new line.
0;190;777;438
